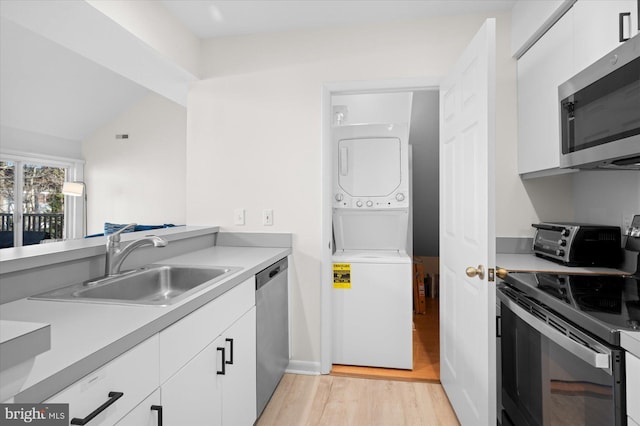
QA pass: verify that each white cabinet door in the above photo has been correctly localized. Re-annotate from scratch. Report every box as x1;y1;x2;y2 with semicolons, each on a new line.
161;308;257;426
517;7;574;175
115;389;161;426
573;0;638;73
220;307;256;426
159;277;255;383
161;339;224;426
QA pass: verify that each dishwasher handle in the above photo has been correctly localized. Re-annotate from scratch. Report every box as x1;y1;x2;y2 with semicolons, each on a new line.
269;267;281;278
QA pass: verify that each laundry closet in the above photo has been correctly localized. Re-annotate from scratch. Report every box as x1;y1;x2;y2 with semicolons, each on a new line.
330;90;440;377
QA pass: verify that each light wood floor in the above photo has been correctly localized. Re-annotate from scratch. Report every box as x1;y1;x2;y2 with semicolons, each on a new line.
331;297;440;382
256;299;454;425
256;373;459;426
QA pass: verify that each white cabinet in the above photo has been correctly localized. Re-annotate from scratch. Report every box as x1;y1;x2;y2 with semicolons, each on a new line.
573;0;639;73
46;336;159;426
160;307;256;426
517;8;574;176
220;307;256;426
159;277;255;383
516;0;639;176
159;277;257;426
628;351;640;426
161;338;223;425
510;0;570;58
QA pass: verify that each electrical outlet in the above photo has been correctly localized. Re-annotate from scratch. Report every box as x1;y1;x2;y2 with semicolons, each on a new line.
263;209;273;226
234;208;245;226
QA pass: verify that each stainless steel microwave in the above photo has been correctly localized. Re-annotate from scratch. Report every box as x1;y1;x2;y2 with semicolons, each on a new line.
558;34;640;170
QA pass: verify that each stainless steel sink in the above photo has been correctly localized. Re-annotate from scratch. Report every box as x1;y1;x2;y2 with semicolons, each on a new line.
30;265;241;306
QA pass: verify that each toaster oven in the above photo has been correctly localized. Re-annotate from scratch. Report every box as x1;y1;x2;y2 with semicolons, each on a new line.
532;222;622;266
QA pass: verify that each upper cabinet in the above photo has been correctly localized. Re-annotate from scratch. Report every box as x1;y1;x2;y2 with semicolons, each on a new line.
515;0;639;177
573;0;639;72
511;0;574;58
517;9;573;176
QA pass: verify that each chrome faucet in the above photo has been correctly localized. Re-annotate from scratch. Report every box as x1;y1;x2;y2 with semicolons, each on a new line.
105;223;168;277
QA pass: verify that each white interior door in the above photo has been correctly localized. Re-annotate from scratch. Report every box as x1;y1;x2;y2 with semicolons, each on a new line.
439;19;496;425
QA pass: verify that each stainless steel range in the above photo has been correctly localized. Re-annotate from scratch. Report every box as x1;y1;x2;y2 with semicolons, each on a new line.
498;217;640;426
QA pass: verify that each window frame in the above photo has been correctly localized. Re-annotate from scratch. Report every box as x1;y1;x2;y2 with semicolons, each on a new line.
0;150;85;247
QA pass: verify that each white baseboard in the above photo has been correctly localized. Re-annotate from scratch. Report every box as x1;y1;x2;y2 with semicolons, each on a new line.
285;359;322;375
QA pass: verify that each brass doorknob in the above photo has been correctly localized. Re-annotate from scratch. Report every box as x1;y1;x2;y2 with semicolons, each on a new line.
465;265;485;280
496;268;508;279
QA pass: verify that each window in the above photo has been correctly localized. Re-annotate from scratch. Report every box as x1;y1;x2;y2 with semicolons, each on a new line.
0;154;83;248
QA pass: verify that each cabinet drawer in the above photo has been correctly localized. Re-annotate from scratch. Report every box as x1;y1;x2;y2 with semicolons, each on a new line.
47;335;159;426
115;389;161;426
627;352;640;422
159;277;255;383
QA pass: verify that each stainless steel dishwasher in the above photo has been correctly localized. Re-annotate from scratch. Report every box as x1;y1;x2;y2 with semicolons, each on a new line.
256;257;289;417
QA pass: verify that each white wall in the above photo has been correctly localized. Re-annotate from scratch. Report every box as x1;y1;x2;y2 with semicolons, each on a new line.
331;92;413;125
83;93;187;235
187;12;560;367
573;171;640;228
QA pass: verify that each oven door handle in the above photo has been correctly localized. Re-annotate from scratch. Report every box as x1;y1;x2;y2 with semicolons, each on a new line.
498;291;612;373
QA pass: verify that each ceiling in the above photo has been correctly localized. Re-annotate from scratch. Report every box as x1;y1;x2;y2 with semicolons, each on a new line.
161;1;516;39
0;0;516;144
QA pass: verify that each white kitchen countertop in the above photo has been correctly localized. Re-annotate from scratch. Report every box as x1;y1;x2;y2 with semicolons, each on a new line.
0;245;291;403
497;253;629;275
0;320;50;371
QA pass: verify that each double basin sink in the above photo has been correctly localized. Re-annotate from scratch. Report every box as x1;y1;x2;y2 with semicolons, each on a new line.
31;264;241;306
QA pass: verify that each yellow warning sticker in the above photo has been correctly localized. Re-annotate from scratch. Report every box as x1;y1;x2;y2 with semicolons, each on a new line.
333;263;351;288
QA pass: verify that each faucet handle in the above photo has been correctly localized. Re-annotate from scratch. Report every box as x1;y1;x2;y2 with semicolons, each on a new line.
108;223;137;243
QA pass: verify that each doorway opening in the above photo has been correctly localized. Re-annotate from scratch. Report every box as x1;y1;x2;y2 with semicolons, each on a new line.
321;82;440;381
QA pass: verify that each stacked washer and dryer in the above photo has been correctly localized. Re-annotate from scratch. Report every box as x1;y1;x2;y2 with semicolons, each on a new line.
332;123;413;370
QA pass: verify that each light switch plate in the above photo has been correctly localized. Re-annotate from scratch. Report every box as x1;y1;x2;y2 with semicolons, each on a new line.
234;208;245;226
262;209;273;226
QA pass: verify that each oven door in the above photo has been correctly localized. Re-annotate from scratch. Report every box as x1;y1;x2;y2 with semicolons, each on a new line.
498;288;625;426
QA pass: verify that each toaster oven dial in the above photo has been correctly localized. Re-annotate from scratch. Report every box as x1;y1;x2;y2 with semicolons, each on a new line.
555;249;565;257
561;228;571;237
558;239;567;246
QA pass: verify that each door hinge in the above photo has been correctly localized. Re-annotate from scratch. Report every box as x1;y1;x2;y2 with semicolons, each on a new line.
488;268;495;282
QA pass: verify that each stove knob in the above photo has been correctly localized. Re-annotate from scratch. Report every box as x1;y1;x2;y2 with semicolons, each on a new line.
558;239;567;246
335;193;343;202
561;228;571;237
356;200;363;207
555;249;565;257
366;200;373;207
